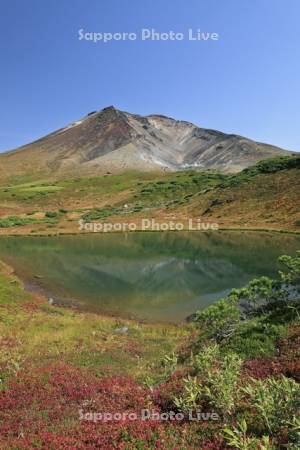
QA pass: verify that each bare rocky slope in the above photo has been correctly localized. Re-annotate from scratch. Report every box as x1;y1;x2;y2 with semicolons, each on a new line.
0;106;292;180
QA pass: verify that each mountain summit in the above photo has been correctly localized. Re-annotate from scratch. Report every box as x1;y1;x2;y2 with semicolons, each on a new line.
0;107;291;179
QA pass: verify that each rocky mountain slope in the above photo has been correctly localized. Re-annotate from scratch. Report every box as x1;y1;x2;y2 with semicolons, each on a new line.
0;106;292;179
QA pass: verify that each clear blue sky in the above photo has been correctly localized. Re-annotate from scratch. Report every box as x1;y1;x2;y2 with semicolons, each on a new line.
0;0;299;152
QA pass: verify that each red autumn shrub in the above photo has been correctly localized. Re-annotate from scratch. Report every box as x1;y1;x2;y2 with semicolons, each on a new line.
0;363;214;449
243;356;300;380
243;357;279;379
153;369;189;412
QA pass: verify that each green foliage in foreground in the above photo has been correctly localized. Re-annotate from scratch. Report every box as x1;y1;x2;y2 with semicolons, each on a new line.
175;344;242;419
163;251;300;449
195;251;300;353
243;377;300;435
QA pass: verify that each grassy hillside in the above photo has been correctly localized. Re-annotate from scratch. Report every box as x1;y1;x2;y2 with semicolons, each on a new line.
185;156;300;231
0;155;299;235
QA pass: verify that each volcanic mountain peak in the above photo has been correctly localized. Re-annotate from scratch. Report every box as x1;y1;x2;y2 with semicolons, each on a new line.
0;106;292;180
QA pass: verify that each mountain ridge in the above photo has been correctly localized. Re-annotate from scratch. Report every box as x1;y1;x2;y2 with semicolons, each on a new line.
0;106;292;180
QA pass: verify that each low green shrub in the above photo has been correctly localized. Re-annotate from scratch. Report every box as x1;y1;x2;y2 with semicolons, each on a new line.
174;344;242;418
45;211;59;218
0;216;38;228
223;419;274;450
243;376;300;435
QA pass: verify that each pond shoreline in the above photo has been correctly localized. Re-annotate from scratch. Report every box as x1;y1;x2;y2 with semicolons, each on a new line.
0;226;299;238
0;258;179;327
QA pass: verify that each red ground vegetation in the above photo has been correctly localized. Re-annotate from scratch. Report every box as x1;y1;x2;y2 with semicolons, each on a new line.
0;363;226;449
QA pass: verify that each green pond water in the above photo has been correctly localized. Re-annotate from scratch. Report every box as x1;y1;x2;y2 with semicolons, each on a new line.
0;231;299;322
